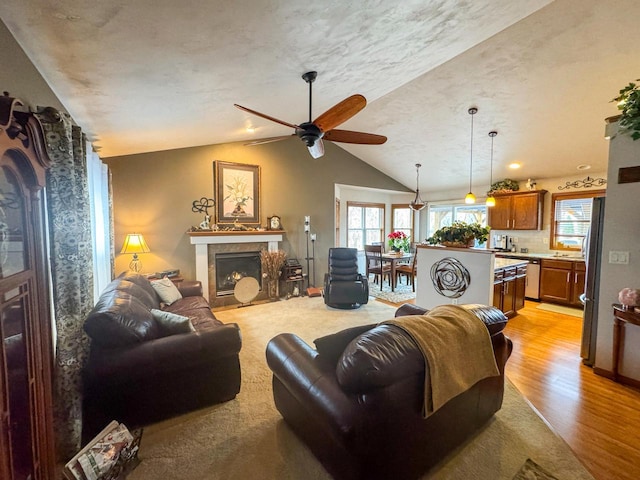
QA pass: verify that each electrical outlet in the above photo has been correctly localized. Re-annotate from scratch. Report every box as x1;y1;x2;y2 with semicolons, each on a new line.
542;238;549;244
609;251;630;264
512;237;518;243
451;298;458;305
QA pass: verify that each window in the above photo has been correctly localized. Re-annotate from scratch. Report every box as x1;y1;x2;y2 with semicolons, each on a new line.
391;204;413;241
550;191;605;251
427;203;487;239
347;202;384;250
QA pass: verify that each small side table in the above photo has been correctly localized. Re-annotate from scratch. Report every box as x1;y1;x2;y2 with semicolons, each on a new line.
612;304;640;381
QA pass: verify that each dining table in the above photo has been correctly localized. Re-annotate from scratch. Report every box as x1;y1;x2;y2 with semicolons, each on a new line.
380;252;414;292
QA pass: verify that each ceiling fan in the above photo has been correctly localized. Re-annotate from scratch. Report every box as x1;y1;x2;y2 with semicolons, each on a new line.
234;71;387;159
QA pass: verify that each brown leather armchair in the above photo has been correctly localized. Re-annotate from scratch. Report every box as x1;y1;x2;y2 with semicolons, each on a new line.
266;303;512;480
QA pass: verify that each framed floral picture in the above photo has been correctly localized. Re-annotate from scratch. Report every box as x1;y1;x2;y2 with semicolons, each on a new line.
214;161;261;224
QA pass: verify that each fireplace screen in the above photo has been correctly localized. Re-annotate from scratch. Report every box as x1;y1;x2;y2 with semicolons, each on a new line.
215;251;262;296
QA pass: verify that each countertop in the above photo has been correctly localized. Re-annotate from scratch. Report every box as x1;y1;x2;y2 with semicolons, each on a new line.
494;252;585;262
495;258;529;269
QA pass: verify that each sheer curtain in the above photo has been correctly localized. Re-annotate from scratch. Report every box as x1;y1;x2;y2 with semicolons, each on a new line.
87;141;112;297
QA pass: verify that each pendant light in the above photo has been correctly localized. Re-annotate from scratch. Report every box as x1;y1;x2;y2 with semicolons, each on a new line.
486;130;498;207
465;107;477;204
409;163;426;211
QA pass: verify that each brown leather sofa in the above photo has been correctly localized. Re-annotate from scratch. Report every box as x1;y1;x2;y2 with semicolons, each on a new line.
82;272;242;443
265;303;512;480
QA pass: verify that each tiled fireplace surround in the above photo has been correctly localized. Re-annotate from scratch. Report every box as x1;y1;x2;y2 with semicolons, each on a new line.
188;231;283;308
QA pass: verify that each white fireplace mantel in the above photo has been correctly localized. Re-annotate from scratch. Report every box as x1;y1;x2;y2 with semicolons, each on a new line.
188;231;284;298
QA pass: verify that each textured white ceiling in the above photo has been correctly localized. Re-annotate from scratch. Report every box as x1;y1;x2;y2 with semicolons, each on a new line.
1;0;637;196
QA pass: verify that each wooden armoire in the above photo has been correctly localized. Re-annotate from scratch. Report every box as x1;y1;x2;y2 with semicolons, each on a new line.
0;96;55;479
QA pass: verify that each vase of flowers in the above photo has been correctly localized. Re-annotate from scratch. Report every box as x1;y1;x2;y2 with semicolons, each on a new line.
260;249;287;301
387;231;410;253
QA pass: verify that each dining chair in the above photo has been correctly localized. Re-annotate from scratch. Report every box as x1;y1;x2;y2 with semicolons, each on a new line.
364;244;392;286
395;244;418;292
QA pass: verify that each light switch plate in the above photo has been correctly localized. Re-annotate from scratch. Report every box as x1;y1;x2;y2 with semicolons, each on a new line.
609;251;630;264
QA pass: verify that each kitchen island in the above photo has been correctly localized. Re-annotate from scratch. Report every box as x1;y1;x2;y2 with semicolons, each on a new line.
416;245;528;317
494;258;529;318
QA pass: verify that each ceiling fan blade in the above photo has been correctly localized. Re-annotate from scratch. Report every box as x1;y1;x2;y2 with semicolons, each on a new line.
313;94;366;132
234;104;300;129
308;139;325;159
244;135;295;146
324;129;387;145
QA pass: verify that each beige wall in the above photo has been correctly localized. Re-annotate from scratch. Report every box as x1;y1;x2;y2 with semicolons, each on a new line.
0;20;67;112
105;138;410;281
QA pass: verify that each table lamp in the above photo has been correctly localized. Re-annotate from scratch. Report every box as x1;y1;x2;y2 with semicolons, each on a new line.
120;233;151;273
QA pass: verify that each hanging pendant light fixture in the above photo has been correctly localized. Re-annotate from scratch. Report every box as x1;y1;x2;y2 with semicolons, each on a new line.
409;163;426;211
486;130;498;207
465;107;477;204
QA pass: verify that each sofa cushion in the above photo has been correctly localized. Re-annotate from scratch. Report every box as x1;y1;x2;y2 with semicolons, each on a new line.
151;309;196;336
111;279;160;310
335;324;425;393
84;290;160;348
150;277;183;305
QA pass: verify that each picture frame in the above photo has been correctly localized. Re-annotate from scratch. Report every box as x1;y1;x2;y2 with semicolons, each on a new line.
214;161;261;224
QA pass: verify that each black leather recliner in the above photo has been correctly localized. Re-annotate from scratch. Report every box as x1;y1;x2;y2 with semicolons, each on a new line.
323;247;369;309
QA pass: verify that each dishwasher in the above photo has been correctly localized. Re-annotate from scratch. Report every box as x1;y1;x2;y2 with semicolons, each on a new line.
525;259;541;300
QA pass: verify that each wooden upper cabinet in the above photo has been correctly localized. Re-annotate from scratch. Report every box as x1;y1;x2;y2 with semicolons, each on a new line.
488;190;547;230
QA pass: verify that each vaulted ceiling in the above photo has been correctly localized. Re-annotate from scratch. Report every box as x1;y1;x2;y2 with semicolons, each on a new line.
1;0;637;197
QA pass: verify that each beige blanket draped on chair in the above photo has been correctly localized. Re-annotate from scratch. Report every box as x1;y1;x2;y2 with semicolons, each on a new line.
384;304;499;417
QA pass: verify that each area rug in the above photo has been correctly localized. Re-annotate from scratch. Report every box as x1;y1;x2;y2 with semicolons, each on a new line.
128;297;594;480
536;303;584;318
368;280;416;303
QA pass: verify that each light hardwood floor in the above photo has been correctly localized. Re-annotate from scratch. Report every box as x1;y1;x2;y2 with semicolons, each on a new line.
380;296;640;480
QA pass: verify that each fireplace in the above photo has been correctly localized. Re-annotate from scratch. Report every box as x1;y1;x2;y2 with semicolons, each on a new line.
215;252;262;296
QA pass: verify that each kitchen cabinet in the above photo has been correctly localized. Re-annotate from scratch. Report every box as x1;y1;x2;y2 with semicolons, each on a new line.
515;265;527;310
493;264;527;318
540;258;585;307
488;190;547;230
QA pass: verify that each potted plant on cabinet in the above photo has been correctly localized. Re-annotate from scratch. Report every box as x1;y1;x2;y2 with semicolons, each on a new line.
426;222;490;248
612;79;640;140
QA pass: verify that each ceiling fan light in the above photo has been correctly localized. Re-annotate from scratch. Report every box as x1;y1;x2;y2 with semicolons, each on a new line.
465;192;476;204
486;195;496;207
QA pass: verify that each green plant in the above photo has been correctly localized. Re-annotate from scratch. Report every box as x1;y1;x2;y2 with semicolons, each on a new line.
613;79;640;140
426;222;490;246
488;178;519;195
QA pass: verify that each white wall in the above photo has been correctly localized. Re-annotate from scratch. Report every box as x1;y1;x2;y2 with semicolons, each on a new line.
594;122;640;381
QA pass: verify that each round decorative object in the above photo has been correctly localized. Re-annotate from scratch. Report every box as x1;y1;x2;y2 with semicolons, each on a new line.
268;215;282;230
430;257;471;298
234;277;260;304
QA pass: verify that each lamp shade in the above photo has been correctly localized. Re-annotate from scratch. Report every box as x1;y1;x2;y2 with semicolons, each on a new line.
120;233;151;254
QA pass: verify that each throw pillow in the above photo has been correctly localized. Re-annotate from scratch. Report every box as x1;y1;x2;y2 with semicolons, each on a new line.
150;277;182;305
151;309;195;336
314;323;377;364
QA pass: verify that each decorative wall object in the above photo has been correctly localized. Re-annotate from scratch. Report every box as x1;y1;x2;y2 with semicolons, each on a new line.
557;176;607;190
430;257;471;298
214;161;260;224
191;197;215;229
